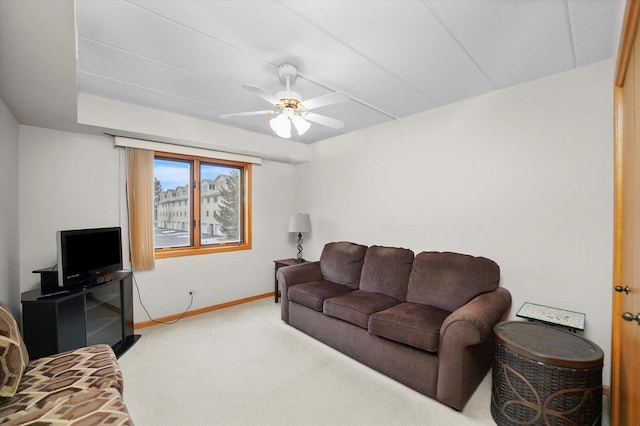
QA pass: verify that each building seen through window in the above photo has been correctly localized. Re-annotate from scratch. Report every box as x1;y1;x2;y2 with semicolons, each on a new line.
153;153;250;257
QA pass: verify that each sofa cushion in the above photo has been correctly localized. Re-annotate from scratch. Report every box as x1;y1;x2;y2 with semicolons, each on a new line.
368;303;451;352
406;251;500;312
1;387;133;426
0;303;29;401
323;290;400;329
288;281;354;312
359;245;414;301
0;344;126;421
23;344;124;395
320;242;368;289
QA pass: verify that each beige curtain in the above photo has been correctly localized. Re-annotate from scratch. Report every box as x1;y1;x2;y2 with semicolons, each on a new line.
127;148;155;271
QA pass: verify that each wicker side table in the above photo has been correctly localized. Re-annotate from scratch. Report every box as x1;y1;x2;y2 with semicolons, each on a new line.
491;321;603;426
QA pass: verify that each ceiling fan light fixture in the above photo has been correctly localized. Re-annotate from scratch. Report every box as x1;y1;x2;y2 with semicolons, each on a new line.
270;112;291;138
291;115;311;136
224;64;348;139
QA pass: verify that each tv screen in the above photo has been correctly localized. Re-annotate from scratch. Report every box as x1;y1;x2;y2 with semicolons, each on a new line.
57;227;123;288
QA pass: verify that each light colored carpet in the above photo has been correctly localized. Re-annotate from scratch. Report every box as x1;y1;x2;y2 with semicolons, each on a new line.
117;298;607;425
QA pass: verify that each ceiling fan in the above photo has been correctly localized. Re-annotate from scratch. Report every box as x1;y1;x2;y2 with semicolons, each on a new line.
220;64;349;139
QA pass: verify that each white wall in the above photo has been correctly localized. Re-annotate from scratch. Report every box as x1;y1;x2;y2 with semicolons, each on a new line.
296;60;614;385
0;96;20;315
13;60;615;385
78;94;312;164
130;158;296;318
18;125;296;320
19;126;123;288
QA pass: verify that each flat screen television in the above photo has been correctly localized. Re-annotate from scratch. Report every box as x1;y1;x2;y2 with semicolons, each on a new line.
56;226;123;289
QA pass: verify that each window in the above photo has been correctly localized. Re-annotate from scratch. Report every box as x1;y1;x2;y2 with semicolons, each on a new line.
153;152;251;258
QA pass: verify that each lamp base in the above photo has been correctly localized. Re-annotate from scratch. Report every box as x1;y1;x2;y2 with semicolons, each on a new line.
295;232;305;264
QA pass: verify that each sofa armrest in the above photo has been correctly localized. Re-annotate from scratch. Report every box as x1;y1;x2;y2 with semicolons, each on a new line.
436;287;511;410
277;261;322;323
440;288;511;345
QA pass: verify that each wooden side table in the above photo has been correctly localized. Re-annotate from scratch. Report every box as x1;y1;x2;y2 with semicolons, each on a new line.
273;258;301;303
491;321;603;426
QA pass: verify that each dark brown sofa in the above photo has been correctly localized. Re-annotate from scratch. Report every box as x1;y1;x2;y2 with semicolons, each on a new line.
278;241;512;411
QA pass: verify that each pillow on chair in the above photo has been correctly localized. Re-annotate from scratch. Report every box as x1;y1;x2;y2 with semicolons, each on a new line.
0;303;29;400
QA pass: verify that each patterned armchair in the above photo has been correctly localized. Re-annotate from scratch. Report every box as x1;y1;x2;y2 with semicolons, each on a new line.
0;303;133;425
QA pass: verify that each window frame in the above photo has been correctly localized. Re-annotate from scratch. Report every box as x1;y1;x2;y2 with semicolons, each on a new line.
154;151;252;259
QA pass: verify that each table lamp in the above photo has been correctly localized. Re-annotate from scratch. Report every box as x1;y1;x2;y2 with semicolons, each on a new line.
288;213;311;262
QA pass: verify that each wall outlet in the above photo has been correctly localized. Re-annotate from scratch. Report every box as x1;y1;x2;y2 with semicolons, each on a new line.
189;290;194;296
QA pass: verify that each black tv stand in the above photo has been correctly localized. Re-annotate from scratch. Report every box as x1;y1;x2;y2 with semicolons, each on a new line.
36;289;71;299
22;271;140;359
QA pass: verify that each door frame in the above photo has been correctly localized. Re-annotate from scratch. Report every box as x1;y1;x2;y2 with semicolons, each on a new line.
611;1;640;424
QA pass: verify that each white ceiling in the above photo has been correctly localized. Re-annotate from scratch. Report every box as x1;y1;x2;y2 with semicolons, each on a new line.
0;1;624;145
74;0;623;143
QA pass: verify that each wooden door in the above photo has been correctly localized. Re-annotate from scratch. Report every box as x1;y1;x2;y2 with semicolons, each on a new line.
612;2;640;425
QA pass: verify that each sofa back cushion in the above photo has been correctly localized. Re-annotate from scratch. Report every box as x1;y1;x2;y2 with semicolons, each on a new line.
320;242;368;289
359;246;414;301
0;303;29;400
406;251;500;312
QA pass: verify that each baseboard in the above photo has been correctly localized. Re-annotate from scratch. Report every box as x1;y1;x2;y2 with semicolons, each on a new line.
134;292;274;329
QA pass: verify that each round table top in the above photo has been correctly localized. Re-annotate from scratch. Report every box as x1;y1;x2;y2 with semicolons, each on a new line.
494;321;604;369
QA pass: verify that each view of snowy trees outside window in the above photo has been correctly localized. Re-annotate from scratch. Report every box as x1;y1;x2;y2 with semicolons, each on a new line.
154;157;241;249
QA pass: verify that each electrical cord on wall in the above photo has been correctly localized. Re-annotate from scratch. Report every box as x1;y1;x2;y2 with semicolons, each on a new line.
126;270;193;325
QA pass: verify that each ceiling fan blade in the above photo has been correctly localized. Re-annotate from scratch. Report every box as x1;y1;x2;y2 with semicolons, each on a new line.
220;110;275;119
243;84;279;106
301;92;350;110
304;112;345;129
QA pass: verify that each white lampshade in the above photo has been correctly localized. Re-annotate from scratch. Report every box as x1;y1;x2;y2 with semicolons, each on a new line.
288;213;312;233
291;115;311;136
269;113;291;138
270;108;312;139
